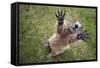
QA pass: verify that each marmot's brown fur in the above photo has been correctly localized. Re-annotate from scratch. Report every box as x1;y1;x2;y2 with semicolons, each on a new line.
47;21;78;57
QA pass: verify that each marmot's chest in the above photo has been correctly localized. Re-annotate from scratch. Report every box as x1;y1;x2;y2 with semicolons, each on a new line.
48;33;75;50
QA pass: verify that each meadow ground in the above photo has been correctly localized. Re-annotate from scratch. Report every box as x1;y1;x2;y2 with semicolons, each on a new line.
19;4;97;64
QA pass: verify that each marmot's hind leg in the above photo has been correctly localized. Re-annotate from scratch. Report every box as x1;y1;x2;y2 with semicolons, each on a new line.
47;51;56;58
47;50;65;58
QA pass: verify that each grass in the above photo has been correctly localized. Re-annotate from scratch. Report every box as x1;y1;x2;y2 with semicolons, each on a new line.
19;4;97;64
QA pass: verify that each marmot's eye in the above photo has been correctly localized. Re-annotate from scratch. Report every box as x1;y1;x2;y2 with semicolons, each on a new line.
74;24;78;28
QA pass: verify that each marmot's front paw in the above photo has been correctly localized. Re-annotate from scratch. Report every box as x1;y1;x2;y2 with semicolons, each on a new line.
77;30;90;41
55;10;65;25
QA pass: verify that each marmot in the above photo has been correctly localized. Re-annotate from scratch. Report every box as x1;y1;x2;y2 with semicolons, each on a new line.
43;10;89;58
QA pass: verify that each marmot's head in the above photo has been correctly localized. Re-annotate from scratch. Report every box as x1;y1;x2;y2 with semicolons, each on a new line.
69;20;81;33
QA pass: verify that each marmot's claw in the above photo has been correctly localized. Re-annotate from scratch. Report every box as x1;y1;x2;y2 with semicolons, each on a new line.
78;30;90;41
55;10;65;25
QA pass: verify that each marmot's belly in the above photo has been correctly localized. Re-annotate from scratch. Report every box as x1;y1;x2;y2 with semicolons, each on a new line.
48;33;69;52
